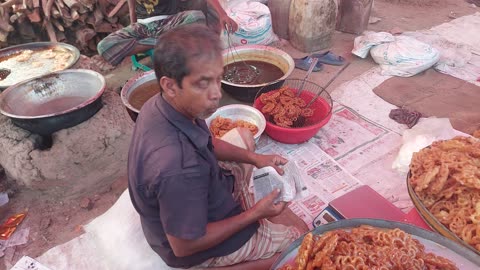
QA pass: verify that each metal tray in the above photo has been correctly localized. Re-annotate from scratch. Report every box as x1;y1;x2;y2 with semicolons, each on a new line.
407;171;480;256
0;42;80;89
271;218;480;270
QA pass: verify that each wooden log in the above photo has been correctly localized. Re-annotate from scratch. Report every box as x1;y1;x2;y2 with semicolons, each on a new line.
44;20;57;42
75;26;95;46
17;20;35;39
51;7;61;18
93;7;103;25
0;0;22;9
78;12;88;23
97;0;109;15
56;30;66;42
62;0;80;9
0;19;13;32
56;0;65;9
107;0;125;18
26;8;42;22
44;0;55;19
106;15;118;24
78;0;94;10
87;38;96;51
0;30;8;42
52;19;64;31
9;14;19;24
71;8;79;20
94;21;113;33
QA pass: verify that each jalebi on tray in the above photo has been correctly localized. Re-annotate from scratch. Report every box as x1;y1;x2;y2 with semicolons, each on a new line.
258;86;314;128
209;116;258;138
409;136;480;252
279;226;458;270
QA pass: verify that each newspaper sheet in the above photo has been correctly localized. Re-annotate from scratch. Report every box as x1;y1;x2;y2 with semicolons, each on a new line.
255;104;412;228
252;161;308;203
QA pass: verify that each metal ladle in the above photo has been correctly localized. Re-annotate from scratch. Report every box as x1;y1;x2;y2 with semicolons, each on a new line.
223;24;260;85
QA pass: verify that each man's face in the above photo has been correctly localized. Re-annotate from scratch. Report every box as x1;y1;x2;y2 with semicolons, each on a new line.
172;55;223;120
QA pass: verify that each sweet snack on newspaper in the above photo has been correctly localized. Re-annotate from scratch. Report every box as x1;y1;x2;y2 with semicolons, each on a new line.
279;226;458;270
409;136;480;252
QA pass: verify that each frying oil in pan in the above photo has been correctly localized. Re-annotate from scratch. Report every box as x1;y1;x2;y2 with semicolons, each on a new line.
223;60;284;85
23;96;86;116
128;81;160;111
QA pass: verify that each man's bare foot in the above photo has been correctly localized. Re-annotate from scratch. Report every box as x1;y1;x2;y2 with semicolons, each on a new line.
91;55;116;73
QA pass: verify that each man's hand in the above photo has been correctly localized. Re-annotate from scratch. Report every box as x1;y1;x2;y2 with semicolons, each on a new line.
250;189;287;220
207;0;238;33
220;13;238;33
253;153;288;175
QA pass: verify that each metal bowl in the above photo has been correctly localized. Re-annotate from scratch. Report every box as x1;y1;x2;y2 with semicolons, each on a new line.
0;69;105;135
205;104;266;142
271;219;480;270
120;70;159;122
222;45;294;103
0;42;80;90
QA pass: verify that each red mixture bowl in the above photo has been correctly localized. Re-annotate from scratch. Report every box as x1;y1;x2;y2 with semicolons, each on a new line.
253;88;332;144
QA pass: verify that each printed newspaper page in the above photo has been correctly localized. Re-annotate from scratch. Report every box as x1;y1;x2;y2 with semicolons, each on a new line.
255;104;412;227
252;161;308;203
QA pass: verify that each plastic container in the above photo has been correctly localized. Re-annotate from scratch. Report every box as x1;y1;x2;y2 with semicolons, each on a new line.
253;80;332;144
288;0;337;53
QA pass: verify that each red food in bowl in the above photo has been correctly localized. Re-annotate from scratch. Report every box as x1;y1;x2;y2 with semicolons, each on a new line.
253;89;332;144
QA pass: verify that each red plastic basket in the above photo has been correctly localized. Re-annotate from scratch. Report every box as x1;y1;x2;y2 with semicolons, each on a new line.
253;79;333;144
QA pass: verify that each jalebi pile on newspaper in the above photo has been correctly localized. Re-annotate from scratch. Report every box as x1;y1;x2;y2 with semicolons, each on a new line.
209;116;258;138
279;226;458;270
409;136;480;252
258;86;314;128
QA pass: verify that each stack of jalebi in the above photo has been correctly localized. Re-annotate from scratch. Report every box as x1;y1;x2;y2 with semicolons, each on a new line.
209;116;258;138
279;226;458;270
409;136;480;252
258;86;314;128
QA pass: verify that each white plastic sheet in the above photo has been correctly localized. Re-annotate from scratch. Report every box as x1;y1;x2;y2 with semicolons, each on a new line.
220;0;278;48
392;118;457;173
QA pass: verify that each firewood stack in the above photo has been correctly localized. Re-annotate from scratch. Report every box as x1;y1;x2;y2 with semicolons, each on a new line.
0;0;129;55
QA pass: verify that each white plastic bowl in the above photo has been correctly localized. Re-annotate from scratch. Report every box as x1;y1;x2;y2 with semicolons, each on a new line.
205;104;266;142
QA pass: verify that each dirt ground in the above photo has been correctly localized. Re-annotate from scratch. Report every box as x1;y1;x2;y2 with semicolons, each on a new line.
0;0;478;269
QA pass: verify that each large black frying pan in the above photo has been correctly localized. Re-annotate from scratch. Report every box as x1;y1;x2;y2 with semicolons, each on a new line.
0;69;105;136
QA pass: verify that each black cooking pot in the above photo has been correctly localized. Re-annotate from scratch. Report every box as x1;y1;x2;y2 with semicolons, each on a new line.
221;45;294;103
0;69;105;135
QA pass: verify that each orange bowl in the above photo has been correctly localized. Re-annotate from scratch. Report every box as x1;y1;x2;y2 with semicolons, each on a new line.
253;88;332;144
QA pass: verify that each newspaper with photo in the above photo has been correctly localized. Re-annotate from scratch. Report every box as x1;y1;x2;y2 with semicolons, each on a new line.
254;104;413;227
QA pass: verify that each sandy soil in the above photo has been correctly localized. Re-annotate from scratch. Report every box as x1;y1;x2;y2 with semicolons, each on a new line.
0;0;478;269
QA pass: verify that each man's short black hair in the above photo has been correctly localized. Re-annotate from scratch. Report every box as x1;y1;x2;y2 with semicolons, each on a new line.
153;23;222;90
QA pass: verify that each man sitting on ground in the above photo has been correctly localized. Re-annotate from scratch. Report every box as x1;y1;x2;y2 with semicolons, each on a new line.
128;24;307;269
97;0;237;66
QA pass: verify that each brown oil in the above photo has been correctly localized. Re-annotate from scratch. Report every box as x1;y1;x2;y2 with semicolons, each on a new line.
223;60;284;85
24;96;86;116
128;80;160;111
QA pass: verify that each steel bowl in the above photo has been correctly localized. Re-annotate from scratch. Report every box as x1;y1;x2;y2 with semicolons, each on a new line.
222;45;294;103
120;70;160;122
205;104;266;142
0;42;80;90
0;69;105;135
271;219;480;270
